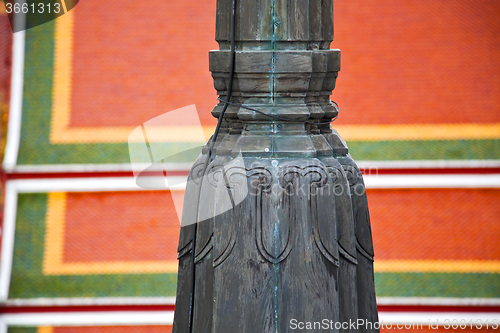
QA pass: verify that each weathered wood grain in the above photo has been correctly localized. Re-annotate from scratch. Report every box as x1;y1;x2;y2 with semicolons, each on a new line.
173;1;379;332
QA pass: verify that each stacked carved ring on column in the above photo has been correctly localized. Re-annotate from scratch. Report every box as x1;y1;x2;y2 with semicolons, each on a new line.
173;0;379;331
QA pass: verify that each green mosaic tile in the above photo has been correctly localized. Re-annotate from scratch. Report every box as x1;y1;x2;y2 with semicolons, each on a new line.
375;272;500;298
349;140;500;161
14;22;500;166
16;22;202;166
8;328;37;333
9;193;177;299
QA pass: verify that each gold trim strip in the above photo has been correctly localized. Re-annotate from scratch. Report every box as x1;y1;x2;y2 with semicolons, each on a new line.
375;260;500;273
43;192;67;275
43;192;178;275
336;124;500;142
60;0;68;14
38;327;54;333
49;11;500;144
50;10;73;143
52;126;216;143
50;11;214;144
42;193;500;275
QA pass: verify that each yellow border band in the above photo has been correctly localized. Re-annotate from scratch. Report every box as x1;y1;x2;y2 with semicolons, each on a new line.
49;10;500;144
60;0;68;14
335;123;500;142
50;11;214;144
38;327;54;333
50;11;73;144
42;193;500;275
43;192;178;276
374;260;500;273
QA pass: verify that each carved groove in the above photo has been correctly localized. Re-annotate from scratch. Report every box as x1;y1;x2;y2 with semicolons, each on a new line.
213;165;273;267
310;186;339;266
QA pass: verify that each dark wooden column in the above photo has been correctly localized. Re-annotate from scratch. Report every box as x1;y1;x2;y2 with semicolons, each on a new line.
173;1;379;332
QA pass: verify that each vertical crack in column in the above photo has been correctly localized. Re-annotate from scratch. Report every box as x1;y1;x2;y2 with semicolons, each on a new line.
270;4;279;330
271;0;277;105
